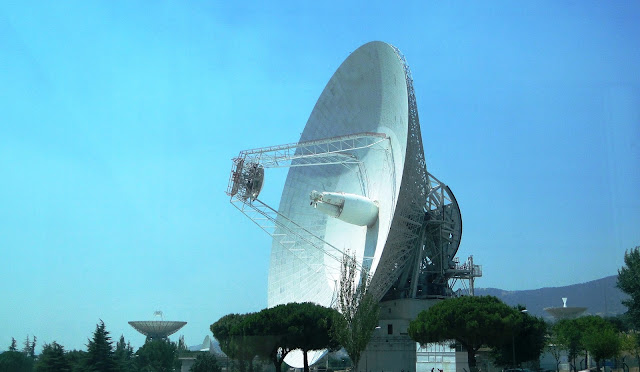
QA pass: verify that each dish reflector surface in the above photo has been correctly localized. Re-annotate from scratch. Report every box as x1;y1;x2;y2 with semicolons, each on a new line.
267;41;429;367
128;321;187;339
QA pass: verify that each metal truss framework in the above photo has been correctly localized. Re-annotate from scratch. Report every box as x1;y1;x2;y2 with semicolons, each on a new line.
227;132;389;201
227;132;393;284
375;48;481;301
230;197;346;282
424;173;462;260
382;172;471;300
367;47;431;302
234;132;388;168
448;255;483;296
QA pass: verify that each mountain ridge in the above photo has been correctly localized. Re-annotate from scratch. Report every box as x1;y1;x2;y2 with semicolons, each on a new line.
475;275;628;319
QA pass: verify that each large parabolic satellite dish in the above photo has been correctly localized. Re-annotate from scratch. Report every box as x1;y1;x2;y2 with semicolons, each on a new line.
128;321;187;340
227;41;473;368
129;310;187;341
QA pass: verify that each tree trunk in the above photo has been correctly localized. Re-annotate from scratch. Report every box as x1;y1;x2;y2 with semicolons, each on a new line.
273;357;284;372
352;352;361;372
303;350;309;372
467;348;478;372
585;351;589;370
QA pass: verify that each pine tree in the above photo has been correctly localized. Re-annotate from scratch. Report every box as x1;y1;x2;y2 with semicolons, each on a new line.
30;336;37;358
178;335;187;351
35;341;71;372
85;320;117;372
8;338;17;352
114;335;135;372
22;335;30;355
618;246;640;328
0;349;33;372
66;349;88;372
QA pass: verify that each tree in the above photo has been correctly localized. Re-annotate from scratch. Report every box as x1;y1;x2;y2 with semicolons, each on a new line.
178;335;187;352
618;246;640;328
213;304;339;372
211;314;239;357
286;302;340;372
490;306;547;367
65;350;88;372
211;313;256;372
136;339;178;372
22;335;35;357
553;319;584;372
8;338;17;352
553;316;622;372
620;332;640;372
331;253;380;371
85;320;117;372
0;351;33;372
31;336;36;359
22;336;30;354
114;335;136;372
546;328;566;372
408;296;515;372
36;341;71;372
190;353;222;372
580;316;621;372
241;304;295;372
605;314;633;333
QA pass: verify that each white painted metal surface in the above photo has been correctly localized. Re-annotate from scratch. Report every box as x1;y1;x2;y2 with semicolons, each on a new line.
128;321;187;339
267;41;421;367
310;191;379;227
226;41;468;369
268;41;411;310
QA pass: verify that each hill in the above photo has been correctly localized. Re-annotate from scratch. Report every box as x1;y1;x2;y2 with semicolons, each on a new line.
475;275;628;320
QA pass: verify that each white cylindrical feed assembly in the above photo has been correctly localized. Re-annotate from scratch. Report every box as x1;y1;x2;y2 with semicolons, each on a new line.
310;190;379;227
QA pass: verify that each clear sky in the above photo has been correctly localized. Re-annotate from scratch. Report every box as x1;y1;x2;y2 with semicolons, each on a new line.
1;1;638;352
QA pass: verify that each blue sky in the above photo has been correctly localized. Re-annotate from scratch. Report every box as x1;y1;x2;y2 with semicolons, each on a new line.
1;1;638;352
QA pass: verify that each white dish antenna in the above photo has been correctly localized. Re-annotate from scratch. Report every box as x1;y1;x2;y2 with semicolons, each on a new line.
227;41;470;368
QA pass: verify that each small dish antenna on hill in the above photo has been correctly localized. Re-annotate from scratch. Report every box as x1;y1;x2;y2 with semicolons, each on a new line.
544;297;587;321
129;311;186;341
